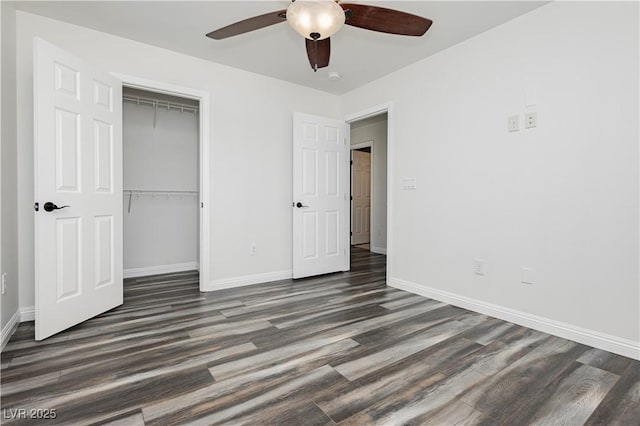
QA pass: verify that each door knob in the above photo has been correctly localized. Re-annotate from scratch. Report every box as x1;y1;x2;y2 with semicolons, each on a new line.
295;202;309;208
43;202;69;212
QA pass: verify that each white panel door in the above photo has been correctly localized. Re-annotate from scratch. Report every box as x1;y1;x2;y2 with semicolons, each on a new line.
34;38;123;340
293;113;349;278
351;149;371;245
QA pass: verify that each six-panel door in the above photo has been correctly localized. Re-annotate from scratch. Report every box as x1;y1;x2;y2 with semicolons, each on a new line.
34;38;123;340
293;113;349;278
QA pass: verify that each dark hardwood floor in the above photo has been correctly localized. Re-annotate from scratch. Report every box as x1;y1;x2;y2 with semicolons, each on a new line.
1;248;638;425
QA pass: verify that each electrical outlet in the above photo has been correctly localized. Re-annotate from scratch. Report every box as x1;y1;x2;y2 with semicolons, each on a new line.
521;267;534;285
508;115;520;133
473;260;485;276
525;111;537;129
250;243;257;256
1;273;7;295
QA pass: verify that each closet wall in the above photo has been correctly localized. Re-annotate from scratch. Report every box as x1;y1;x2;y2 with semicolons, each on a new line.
123;88;199;277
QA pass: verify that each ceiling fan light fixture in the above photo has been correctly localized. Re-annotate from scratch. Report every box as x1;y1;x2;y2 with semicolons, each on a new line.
287;0;345;40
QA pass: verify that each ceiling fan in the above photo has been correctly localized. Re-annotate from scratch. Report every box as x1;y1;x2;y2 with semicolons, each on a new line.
206;0;433;72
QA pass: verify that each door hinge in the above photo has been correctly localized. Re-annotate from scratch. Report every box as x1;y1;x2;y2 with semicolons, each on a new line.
34;202;39;212
350;231;353;236
201;202;204;208
350;160;353;165
350;195;353;200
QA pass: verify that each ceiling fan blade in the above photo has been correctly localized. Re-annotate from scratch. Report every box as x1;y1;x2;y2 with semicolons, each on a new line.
305;38;331;72
340;4;432;36
206;10;287;40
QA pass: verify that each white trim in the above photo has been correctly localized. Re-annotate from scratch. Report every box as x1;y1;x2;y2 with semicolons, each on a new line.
345;103;392;123
389;277;640;360
123;262;198;279
345;102;393;282
1;310;21;351
210;270;292;291
351;141;373;150
371;246;387;255
112;73;211;293
343;121;351;274
20;306;35;322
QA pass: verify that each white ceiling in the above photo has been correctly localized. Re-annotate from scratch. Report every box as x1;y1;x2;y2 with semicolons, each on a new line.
12;1;547;95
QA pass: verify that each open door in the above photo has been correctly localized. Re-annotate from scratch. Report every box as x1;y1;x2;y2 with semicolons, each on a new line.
292;113;349;278
351;149;371;245
34;38;123;340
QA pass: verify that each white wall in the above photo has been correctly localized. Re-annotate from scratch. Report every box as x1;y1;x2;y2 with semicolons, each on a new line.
9;3;639;358
350;114;387;253
15;11;340;308
1;1;20;338
342;2;639;355
123;99;199;273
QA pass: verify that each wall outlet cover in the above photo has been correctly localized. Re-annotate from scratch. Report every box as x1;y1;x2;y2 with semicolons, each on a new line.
525;111;537;129
402;178;417;190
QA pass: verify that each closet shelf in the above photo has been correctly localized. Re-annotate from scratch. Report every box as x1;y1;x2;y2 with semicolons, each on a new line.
123;95;199;114
124;190;199;214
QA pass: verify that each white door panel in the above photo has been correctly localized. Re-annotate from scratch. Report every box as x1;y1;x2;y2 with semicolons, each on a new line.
293;113;349;278
35;38;123;340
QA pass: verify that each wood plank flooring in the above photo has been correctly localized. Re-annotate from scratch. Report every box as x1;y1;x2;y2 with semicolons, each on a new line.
1;248;638;425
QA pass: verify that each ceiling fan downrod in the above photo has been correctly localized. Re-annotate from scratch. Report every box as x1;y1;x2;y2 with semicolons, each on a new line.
310;32;321;72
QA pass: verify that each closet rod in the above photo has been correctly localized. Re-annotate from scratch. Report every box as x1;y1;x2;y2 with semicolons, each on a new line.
123;95;199;114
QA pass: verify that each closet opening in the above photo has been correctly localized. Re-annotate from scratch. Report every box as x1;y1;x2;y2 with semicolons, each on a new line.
122;87;201;289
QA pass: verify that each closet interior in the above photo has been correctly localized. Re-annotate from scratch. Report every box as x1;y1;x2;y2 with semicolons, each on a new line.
122;87;200;279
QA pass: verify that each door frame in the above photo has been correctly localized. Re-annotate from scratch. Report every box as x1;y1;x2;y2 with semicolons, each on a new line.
112;73;211;291
350;141;373;247
345;103;393;280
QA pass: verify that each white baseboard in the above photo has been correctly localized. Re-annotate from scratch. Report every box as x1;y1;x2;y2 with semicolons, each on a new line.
207;270;292;291
20;306;35;322
389;277;640;360
1;309;21;352
371;246;387;255
124;261;198;279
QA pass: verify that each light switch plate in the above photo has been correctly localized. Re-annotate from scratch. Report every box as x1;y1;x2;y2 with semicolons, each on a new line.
525;90;537;107
508;115;520;132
